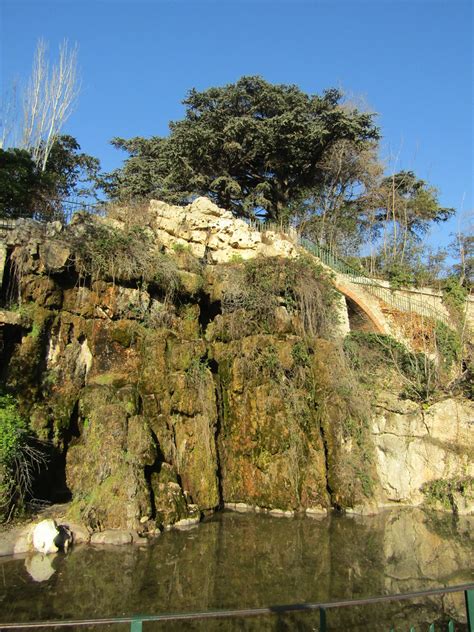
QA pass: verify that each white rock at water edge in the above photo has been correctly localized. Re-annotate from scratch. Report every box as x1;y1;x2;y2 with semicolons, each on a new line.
32;519;60;554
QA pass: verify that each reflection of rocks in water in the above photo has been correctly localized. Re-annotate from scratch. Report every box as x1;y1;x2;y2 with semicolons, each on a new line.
0;510;472;631
25;553;57;582
382;511;473;590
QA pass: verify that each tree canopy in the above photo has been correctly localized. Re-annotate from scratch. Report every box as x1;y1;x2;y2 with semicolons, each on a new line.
370;171;454;236
107;76;380;221
0;135;100;219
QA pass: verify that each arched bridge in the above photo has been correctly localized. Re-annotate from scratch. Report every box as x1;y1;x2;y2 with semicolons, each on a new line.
299;239;462;337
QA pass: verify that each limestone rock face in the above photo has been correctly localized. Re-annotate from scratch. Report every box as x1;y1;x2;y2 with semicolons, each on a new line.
373;394;474;511
1;207;472;536
148;197;298;263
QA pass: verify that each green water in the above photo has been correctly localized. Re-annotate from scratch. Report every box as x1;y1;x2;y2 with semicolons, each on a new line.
0;509;472;631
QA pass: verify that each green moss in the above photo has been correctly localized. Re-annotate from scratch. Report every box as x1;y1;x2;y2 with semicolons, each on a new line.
88;372;129;387
110;321;143;348
172;242;190;254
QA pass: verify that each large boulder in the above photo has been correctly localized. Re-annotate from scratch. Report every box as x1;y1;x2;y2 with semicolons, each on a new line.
32;519;60;554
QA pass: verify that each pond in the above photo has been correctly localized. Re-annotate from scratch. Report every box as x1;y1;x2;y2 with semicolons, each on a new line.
0;508;472;631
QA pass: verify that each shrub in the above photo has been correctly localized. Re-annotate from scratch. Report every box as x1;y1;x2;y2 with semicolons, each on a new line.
69;220;181;297
221;255;337;337
442;276;468;315
344;332;437;401
422;476;473;511
0;393;47;521
384;262;415;289
434;322;462;372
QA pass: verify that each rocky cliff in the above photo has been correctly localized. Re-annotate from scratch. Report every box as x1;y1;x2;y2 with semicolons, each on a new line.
0;199;472;531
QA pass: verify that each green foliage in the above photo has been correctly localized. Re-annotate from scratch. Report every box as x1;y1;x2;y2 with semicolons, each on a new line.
0;148;46;219
434;322;461;371
373;171;454;239
259;346;281;381
383;262;415;289
442;276;468;313
220;255;336;338
0;136;100;221
344;332;437;401
449;234;473;288
107;76;379;222
291;341;311;367
356;469;375;498
0;395;29;463
44;134;101;201
0;393;47;521
185;356;209;385
171;242;190;254
459;361;474;400
70;220;181;295
422;476;473;511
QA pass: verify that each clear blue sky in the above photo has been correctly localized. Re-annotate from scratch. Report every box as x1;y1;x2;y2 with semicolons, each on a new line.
1;0;472;250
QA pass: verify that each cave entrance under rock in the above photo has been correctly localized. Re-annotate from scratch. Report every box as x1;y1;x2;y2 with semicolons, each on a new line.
32;403;79;506
198;293;222;331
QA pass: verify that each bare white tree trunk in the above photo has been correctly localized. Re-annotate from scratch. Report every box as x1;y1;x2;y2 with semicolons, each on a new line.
39;41;80;171
18;39;80;170
22;38;48;158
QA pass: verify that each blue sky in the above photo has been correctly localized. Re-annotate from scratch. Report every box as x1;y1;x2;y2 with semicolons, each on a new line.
1;0;472;250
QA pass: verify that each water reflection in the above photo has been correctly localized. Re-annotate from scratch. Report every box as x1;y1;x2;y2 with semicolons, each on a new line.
0;509;472;631
25;553;58;582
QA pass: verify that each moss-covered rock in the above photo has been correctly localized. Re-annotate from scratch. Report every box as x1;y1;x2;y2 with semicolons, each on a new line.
0;219;391;527
66;386;153;530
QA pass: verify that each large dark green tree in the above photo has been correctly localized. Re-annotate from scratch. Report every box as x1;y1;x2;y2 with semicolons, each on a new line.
0;148;44;219
371;171;454;236
0;135;100;220
107;76;380;221
292;139;382;253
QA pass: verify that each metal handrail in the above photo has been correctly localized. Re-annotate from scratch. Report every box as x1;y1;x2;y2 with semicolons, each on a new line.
0;199;105;228
0;209;457;327
299;237;453;327
1;583;472;630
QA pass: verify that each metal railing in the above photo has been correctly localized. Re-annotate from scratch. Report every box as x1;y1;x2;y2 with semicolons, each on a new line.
242;220;453;326
0;200;105;230
0;207;456;327
299;238;452;327
1;584;472;631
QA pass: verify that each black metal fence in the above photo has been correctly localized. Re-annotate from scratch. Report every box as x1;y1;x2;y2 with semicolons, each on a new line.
0;200;105;230
0;584;472;631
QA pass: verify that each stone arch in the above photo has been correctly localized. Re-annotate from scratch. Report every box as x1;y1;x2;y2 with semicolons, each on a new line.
335;283;386;334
